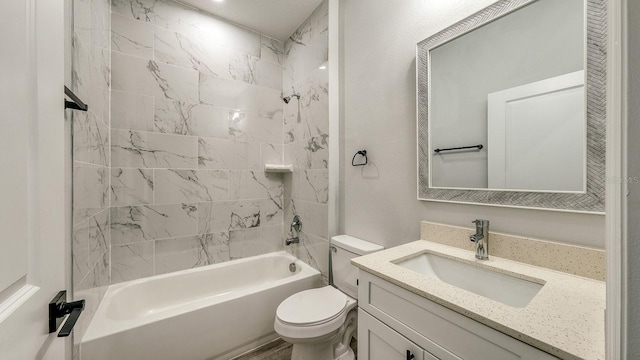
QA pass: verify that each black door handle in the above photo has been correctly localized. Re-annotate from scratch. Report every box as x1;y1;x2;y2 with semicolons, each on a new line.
407;350;415;360
58;307;83;337
49;290;85;337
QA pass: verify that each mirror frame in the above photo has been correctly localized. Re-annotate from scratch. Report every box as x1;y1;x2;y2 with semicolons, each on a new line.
417;0;606;213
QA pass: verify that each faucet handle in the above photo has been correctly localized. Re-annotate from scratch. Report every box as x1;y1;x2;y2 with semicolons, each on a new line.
472;219;482;230
291;215;302;232
472;219;489;226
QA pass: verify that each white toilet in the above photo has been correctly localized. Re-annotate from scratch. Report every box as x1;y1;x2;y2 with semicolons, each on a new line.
274;235;383;360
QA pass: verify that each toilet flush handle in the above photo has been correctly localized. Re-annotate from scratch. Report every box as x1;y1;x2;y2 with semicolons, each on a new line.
328;245;337;286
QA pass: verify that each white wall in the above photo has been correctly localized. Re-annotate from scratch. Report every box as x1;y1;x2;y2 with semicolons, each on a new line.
625;0;640;355
340;0;605;249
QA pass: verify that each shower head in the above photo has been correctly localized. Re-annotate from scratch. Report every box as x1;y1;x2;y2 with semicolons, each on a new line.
282;93;300;104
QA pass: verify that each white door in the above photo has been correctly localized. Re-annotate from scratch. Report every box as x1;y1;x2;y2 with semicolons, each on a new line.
487;71;585;192
0;0;68;359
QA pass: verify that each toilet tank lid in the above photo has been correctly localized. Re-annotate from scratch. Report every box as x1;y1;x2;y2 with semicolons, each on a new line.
331;235;384;255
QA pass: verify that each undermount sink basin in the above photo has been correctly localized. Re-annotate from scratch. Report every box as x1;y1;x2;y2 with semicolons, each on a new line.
395;253;544;308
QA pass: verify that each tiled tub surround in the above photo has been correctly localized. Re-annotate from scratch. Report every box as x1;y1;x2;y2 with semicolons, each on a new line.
71;0;112;350
352;241;606;360
420;221;605;281
109;0;289;283
282;0;331;280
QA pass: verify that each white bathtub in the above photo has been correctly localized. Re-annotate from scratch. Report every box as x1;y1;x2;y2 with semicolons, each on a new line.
81;251;320;360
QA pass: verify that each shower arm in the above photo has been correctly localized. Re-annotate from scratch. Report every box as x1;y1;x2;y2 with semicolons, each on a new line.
282;93;301;104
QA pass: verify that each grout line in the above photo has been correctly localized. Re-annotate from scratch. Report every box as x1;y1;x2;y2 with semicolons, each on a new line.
150;95;156;132
151;22;155;63
73;160;109;168
152;168;156;205
109;196;281;208
152;239;156;275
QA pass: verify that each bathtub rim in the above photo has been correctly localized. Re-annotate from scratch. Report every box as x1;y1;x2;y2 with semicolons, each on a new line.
81;251;320;344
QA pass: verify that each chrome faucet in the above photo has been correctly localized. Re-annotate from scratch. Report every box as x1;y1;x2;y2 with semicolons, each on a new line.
285;215;302;245
470;219;489;260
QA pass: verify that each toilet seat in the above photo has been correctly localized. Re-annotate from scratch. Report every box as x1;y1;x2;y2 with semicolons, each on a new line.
274;286;356;339
277;286;348;326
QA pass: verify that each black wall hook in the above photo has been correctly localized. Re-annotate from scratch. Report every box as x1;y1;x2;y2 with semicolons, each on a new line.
352;150;368;166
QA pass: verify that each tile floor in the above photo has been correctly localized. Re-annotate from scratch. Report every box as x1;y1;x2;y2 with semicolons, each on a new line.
233;337;358;360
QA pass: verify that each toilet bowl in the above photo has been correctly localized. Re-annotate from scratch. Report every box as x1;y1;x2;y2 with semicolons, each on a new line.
274;235;383;360
275;286;358;360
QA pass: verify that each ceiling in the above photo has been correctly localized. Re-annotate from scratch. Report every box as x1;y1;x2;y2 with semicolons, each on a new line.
177;0;323;41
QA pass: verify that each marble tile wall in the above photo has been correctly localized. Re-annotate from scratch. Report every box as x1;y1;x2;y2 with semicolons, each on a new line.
69;1;330;357
282;1;330;281
70;0;111;354
109;0;285;284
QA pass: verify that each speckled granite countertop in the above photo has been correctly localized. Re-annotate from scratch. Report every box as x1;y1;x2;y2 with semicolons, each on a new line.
352;240;605;360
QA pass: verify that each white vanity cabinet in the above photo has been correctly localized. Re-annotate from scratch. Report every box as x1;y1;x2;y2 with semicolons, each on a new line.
357;271;559;360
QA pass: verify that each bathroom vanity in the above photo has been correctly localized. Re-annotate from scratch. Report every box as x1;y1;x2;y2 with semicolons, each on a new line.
353;240;605;360
357;273;556;360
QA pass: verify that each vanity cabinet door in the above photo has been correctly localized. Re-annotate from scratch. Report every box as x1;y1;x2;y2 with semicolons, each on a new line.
359;309;437;360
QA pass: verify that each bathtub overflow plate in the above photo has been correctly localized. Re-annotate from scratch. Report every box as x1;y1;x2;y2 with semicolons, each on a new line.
289;263;297;272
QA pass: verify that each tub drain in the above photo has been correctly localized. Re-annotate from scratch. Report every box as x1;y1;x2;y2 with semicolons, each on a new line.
289;263;297;272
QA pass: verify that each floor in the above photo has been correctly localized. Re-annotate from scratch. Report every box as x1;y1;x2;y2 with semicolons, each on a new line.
232;339;292;360
233;338;358;360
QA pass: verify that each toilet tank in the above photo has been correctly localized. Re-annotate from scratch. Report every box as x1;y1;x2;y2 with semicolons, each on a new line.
331;235;384;299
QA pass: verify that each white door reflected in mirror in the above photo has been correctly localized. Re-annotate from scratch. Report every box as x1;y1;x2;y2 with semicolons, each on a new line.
487;71;585;192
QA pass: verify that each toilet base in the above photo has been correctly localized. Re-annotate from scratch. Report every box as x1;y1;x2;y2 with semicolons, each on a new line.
288;310;357;360
291;340;335;360
289;336;355;360
335;347;355;360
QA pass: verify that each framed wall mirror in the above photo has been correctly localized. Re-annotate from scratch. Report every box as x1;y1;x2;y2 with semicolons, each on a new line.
417;0;606;213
